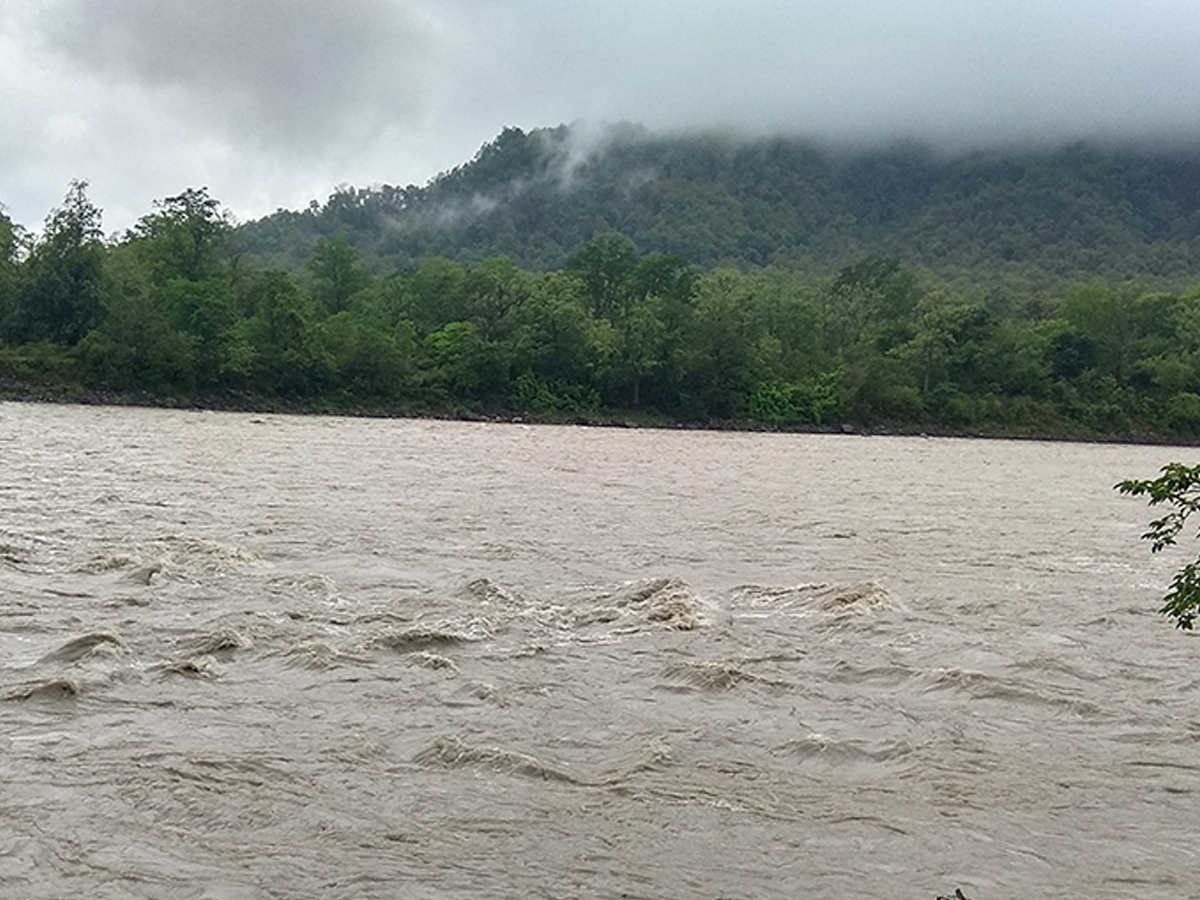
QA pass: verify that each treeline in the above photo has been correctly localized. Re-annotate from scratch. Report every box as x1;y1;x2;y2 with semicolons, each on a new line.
242;125;1200;290
4;182;1200;441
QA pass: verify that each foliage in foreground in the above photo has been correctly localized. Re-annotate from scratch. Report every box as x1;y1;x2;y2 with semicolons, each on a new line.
1117;463;1200;629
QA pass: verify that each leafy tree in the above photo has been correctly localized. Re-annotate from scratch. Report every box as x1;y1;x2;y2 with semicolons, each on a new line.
678;269;762;417
423;320;504;402
566;233;638;319
823;256;920;354
627;253;696;308
608;297;666;407
0;207;24;337
1117;463;1200;628
894;296;995;399
0;208;16;265
113;187;247;388
11;181;106;345
308;237;370;313
158;277;249;387
317;310;417;399
607;253;698;410
1161;392;1200;437
747;372;840;425
348;273;416;331
1048;329;1096;380
462;256;530;340
76;240;191;390
508;272;603;391
239;268;326;395
839;351;923;422
978;319;1055;398
743;267;825;382
406;257;469;335
128;187;231;283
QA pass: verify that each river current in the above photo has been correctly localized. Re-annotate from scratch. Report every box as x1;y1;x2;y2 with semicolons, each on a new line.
1;401;1197;899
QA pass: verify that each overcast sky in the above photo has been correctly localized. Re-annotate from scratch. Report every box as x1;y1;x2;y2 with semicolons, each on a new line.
3;0;1199;232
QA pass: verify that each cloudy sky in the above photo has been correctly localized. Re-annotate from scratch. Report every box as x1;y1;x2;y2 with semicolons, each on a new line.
2;0;1198;232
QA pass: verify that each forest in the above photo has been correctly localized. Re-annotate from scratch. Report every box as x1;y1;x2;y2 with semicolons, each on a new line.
4;125;1200;441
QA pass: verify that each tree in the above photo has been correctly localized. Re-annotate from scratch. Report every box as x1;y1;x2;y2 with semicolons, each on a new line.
678;269;762;418
158;277;248;387
0;208;16;266
423;320;504;402
1117;462;1200;628
308;237;370;313
0;207;23;336
610;297;666;408
462;256;530;340
823;256;920;354
317;310;417;399
128;187;231;283
11;180;105;345
240;268;325;395
406;257;468;334
566;233;638;320
894;296;995;397
508;272;601;390
75;240;191;390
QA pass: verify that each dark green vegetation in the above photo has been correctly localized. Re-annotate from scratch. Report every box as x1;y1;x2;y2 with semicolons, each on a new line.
244;125;1200;286
5;125;1200;439
1118;464;1200;628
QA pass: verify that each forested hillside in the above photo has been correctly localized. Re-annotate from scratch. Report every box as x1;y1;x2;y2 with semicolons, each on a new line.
5;126;1200;442
240;124;1200;289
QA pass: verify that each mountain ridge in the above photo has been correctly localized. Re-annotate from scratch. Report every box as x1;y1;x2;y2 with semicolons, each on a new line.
238;123;1200;286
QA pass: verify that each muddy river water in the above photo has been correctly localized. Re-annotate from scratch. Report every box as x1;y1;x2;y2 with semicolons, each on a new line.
2;401;1198;899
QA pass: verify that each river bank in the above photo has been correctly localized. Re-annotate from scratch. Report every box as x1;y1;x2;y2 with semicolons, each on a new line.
3;371;1197;449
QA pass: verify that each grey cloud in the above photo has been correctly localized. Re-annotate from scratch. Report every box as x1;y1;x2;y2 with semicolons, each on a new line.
493;0;1200;147
41;0;449;148
3;0;1200;231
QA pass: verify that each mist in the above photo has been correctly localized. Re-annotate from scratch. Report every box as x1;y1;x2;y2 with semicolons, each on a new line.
2;0;1198;231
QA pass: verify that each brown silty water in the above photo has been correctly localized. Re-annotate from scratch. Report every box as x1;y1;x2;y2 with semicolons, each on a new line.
1;401;1197;899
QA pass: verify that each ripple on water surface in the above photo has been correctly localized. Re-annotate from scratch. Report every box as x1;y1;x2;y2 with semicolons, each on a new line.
0;401;1195;900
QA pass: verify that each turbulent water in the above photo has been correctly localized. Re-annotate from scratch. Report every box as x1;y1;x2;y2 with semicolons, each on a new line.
2;401;1198;900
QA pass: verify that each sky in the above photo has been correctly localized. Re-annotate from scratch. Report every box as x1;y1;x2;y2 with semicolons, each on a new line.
2;0;1199;233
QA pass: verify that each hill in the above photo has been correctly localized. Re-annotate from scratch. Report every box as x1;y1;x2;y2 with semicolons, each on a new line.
9;129;1200;442
238;124;1200;287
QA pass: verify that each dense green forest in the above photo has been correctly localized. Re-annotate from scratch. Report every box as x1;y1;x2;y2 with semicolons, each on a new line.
5;125;1200;441
243;125;1200;289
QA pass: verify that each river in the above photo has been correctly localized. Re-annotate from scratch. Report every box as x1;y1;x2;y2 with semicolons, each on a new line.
1;401;1197;899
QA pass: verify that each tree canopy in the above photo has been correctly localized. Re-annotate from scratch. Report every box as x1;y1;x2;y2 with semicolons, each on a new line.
237;126;1200;291
5;156;1200;445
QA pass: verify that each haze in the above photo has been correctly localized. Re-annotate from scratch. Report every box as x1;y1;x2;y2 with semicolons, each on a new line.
3;0;1198;232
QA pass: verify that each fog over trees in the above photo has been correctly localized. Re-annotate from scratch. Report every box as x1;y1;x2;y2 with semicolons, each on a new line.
5;126;1200;442
7;2;1199;230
